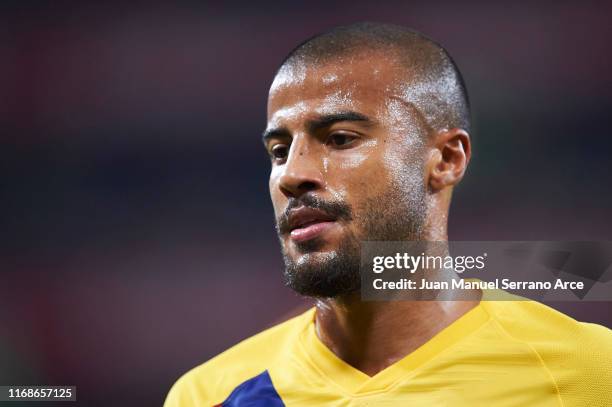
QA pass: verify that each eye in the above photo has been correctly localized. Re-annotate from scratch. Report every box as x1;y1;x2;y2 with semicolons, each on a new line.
270;144;289;161
328;133;358;148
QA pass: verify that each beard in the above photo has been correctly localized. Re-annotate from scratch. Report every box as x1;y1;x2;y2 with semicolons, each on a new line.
277;174;427;298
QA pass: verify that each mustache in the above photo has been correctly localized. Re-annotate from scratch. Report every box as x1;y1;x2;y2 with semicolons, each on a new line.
276;194;353;235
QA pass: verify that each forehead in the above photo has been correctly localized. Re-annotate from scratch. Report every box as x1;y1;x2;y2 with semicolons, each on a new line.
267;52;407;124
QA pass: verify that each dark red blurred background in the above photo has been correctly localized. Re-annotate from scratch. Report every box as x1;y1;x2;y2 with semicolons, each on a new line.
1;1;611;406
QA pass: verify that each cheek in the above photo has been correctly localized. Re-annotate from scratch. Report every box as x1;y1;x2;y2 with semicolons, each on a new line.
339;139;379;170
328;143;393;205
332;142;424;218
268;167;279;192
268;168;284;214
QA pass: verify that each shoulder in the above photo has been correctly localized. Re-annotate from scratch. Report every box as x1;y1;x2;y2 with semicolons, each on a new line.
483;297;612;405
163;308;314;407
482;296;612;348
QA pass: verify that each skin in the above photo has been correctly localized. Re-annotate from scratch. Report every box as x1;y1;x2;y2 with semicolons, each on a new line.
264;49;480;376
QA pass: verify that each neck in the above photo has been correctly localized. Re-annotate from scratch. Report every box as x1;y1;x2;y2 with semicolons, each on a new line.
314;203;476;376
314;256;480;376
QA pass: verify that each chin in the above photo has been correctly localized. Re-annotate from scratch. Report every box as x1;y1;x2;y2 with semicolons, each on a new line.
282;239;362;298
292;249;339;267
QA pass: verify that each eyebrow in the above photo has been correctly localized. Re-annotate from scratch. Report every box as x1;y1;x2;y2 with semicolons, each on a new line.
262;111;373;144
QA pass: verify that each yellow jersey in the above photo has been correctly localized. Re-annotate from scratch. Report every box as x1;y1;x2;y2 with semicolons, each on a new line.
164;293;612;406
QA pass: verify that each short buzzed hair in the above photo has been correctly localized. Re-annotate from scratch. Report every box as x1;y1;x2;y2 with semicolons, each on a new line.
277;22;471;135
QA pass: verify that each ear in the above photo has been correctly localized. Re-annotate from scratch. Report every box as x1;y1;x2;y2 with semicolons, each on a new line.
427;128;471;191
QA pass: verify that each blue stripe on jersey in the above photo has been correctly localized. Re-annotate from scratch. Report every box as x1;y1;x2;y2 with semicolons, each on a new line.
221;370;285;407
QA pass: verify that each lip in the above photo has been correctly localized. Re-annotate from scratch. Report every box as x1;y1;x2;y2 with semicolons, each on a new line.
287;207;336;243
290;221;336;242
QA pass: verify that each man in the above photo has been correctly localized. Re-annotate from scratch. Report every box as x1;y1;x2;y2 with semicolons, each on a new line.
165;22;612;406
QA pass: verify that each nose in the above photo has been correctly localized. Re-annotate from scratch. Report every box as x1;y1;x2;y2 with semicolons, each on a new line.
277;137;324;198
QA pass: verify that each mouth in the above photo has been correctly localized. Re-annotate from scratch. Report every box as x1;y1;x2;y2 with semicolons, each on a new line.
287;207;337;243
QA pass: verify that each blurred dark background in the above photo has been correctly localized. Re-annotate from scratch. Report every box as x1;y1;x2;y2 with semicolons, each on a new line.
1;1;611;406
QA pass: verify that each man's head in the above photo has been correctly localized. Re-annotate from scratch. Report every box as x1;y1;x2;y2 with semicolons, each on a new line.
263;22;471;298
